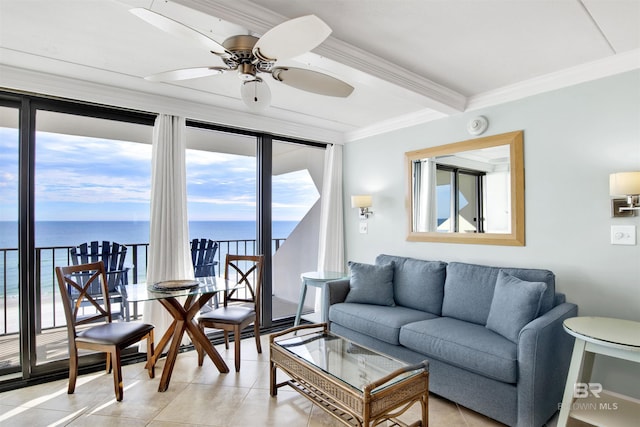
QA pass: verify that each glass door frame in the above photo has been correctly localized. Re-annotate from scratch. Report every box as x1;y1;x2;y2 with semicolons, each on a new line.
1;91;157;382
0;96;22;378
185;120;328;328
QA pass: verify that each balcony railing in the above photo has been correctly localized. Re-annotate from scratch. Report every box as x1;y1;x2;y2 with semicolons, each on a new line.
0;238;286;336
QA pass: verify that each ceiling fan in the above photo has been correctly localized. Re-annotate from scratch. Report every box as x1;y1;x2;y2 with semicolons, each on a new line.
130;8;354;110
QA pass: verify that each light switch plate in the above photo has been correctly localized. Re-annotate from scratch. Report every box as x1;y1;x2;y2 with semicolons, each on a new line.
359;221;368;234
611;225;636;245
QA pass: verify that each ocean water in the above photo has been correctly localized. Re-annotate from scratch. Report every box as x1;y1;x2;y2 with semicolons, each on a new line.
0;220;296;248
0;220;297;296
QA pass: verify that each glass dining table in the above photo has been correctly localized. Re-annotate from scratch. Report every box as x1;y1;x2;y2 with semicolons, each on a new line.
125;277;238;392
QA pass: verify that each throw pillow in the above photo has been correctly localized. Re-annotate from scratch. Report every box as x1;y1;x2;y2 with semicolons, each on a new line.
486;270;547;342
344;261;395;306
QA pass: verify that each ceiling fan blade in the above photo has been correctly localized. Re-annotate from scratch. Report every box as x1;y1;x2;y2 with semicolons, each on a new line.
272;67;354;97
130;8;231;57
145;67;227;82
253;15;331;62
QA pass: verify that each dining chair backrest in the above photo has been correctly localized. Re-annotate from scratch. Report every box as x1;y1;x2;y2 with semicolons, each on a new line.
56;261;113;333
197;253;265;371
224;254;264;317
191;238;219;277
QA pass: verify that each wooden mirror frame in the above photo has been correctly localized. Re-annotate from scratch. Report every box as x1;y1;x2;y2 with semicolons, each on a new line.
405;130;525;246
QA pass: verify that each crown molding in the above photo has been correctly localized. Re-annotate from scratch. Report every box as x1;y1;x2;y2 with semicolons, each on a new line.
466;49;640;111
172;0;466;114
344;109;447;142
0;64;346;143
344;49;639;142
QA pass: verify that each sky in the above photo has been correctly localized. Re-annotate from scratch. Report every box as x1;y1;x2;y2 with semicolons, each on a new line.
0;127;319;222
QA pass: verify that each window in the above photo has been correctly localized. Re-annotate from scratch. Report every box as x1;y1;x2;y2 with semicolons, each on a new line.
0;91;328;387
0;104;19;374
0;92;155;381
436;166;485;233
34;110;153;365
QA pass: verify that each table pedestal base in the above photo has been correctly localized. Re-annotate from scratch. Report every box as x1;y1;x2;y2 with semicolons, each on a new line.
147;293;229;392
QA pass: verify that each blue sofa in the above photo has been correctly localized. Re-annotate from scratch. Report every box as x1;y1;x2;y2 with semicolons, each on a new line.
326;254;578;427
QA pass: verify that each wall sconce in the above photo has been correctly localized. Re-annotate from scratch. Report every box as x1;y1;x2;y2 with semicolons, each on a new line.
610;171;640;217
351;195;373;219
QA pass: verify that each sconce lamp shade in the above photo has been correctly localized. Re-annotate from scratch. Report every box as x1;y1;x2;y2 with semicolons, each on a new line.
610;172;640;196
351;195;372;208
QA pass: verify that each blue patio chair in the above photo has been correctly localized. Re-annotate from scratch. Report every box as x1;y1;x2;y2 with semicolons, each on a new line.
190;238;219;277
69;241;130;321
191;238;219;309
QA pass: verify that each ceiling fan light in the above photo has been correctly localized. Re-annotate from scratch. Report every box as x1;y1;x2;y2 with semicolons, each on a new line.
241;78;271;111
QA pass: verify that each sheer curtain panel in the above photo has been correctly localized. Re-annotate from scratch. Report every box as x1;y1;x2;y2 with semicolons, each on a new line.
317;144;345;273
142;114;194;346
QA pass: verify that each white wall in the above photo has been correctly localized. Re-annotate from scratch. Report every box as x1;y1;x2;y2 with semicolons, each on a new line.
343;70;640;397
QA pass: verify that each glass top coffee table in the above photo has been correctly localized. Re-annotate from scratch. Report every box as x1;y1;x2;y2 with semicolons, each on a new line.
270;323;429;427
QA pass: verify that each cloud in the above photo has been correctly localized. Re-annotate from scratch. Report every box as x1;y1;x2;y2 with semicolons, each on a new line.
1;126;319;222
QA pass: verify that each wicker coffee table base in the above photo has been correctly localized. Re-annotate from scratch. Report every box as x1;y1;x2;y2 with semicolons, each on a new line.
270;324;429;427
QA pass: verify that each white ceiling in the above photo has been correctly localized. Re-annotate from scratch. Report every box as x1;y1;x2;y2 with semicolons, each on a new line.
1;0;638;143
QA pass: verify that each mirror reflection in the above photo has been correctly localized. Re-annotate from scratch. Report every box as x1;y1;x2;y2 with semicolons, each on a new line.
406;131;524;246
412;144;511;233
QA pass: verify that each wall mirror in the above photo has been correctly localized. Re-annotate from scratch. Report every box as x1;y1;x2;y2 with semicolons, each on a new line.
406;130;524;246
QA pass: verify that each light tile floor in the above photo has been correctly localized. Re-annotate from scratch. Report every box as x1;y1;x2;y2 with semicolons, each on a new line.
0;334;560;426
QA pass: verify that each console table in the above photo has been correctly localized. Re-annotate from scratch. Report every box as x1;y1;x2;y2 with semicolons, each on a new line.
558;316;640;427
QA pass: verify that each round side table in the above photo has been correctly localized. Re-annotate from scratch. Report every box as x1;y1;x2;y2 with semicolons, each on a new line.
293;271;347;327
557;316;640;427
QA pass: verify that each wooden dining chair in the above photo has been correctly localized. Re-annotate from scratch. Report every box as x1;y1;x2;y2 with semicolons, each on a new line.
197;254;264;372
55;261;154;401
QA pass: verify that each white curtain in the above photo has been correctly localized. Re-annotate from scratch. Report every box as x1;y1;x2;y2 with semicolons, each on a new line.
416;158;438;232
317;144;345;272
142;114;194;345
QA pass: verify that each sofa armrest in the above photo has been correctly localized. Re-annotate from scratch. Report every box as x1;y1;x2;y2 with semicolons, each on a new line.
554;292;567;305
517;302;578;427
326;279;350;305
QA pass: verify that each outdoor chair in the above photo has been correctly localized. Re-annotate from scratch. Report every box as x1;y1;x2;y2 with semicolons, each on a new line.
191;238;219;308
190;238;219;277
55;261;154;401
69;241;130;320
197;254;264;372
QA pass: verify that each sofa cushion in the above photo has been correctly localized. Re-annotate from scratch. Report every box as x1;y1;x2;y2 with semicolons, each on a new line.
486;271;547;342
500;266;555;314
441;262;556;325
376;254;447;315
345;261;395;306
329;303;437;345
399;317;518;383
441;263;497;325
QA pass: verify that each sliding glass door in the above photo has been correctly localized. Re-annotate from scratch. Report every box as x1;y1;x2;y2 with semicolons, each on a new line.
271;140;324;320
32;109;153;368
0;90;328;388
185;125;258;268
0;104;20;375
